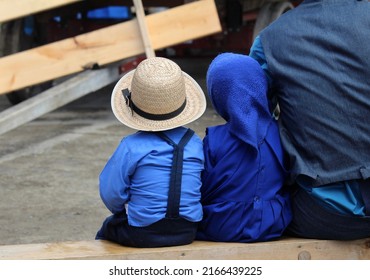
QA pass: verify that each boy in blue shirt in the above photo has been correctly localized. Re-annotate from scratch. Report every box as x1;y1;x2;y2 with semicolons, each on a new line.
196;53;291;242
96;57;207;247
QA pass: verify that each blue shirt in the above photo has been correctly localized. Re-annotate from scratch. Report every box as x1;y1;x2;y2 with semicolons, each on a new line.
249;36;365;216
99;126;204;227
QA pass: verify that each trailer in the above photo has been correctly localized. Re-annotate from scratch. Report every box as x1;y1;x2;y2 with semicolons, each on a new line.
0;0;299;134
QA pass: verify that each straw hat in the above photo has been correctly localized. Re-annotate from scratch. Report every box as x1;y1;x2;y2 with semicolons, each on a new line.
111;57;206;131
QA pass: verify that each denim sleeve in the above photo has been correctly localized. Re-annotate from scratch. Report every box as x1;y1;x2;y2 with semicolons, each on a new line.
249;35;272;87
99;139;131;214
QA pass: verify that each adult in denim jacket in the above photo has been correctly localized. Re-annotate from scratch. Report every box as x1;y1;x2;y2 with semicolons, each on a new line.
250;0;370;240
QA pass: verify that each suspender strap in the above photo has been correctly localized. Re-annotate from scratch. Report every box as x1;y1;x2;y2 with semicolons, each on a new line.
156;129;195;219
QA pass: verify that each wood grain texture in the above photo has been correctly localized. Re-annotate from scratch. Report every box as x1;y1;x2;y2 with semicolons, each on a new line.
0;63;121;135
1;238;370;260
0;0;221;95
0;0;82;22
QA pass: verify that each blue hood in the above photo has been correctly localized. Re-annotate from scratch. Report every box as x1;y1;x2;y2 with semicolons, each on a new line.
206;53;273;149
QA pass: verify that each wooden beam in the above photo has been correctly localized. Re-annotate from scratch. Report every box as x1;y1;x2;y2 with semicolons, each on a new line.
0;0;221;95
0;62;121;136
0;0;187;23
133;0;156;58
0;238;370;260
0;0;82;23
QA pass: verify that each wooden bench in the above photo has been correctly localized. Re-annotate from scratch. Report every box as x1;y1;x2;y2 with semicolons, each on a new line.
1;237;369;260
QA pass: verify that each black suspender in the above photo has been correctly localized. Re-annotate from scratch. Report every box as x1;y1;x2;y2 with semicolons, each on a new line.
156;129;195;219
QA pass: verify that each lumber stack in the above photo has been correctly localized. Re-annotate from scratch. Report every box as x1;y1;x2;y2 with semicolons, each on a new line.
0;0;222;95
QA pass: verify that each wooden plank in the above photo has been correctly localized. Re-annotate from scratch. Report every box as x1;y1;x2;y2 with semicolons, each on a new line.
0;62;121;136
0;238;370;260
0;0;221;95
0;0;82;23
133;0;156;58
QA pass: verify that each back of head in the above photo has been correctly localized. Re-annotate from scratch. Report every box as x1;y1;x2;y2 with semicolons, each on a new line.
206;53;272;149
206;53;268;121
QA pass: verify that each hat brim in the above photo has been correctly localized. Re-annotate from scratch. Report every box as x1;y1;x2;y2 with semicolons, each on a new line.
111;69;207;131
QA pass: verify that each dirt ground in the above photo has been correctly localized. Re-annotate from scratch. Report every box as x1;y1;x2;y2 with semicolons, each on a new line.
0;58;224;246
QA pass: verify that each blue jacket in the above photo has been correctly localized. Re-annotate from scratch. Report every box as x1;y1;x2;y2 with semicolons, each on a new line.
196;53;292;242
258;0;370;186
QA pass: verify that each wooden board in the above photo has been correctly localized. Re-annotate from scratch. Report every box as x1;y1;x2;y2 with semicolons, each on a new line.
0;238;370;260
0;0;221;95
0;62;121;135
133;0;156;58
0;0;82;22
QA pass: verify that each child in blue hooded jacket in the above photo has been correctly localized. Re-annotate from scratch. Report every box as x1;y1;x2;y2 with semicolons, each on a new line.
196;53;292;242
